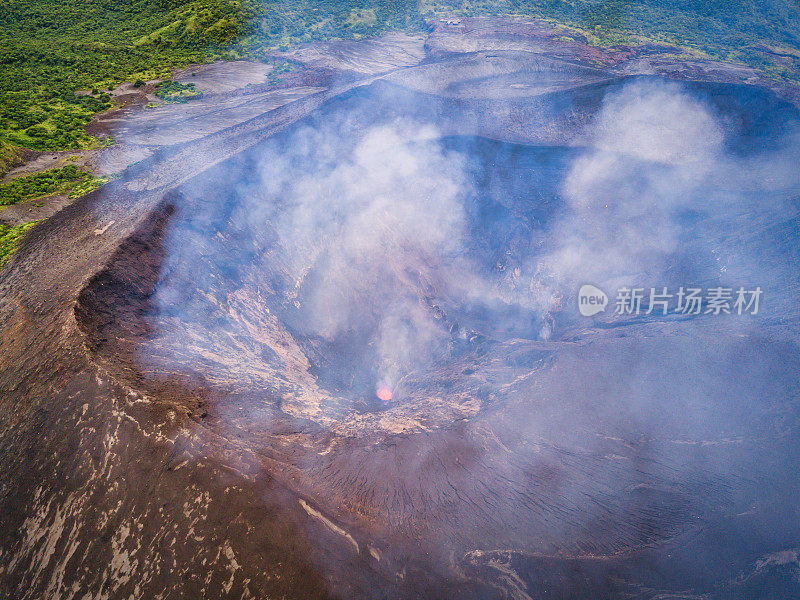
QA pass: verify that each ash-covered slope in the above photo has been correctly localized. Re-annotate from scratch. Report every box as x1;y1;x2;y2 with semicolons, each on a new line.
3;48;800;600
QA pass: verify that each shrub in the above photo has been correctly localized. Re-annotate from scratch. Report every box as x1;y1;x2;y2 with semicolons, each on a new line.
26;125;48;137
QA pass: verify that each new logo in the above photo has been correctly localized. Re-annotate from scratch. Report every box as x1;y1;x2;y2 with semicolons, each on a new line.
578;284;608;317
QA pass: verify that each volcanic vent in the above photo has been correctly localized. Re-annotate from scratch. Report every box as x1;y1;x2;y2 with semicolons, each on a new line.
76;82;589;436
72;77;800;597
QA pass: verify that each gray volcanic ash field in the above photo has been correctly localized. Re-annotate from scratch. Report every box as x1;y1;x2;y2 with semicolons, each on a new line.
3;26;800;600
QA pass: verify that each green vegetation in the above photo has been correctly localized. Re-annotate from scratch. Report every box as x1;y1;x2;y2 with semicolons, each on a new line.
420;1;800;80
0;0;230;155
234;0;425;53
67;174;109;198
267;60;298;84
132;1;245;48
0;140;24;178
0;164;102;206
155;80;203;103
0;0;798;160
345;9;378;28
0;0;424;156
0;221;36;266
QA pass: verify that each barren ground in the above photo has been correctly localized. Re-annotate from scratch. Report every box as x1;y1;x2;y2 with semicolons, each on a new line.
2;17;800;600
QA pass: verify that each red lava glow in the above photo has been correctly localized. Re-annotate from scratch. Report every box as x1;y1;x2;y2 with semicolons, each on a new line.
376;387;393;402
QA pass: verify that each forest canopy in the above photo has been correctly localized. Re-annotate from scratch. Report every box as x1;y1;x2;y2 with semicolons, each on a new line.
0;0;799;159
